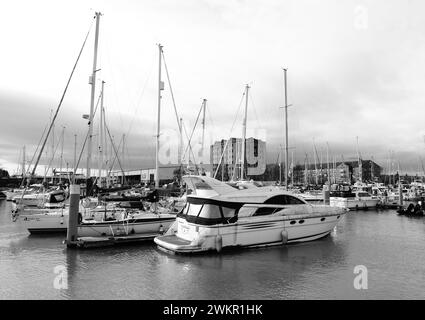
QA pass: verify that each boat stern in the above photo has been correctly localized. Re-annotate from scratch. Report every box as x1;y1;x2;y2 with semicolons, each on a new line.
154;218;219;253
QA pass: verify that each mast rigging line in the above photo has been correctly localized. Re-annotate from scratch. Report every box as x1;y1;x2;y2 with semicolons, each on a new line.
19;123;49;188
14;16;96;210
122;51;156;142
42;128;65;183
23;15;95;194
106;134;124;180
248;89;262;130
213;90;246;179
105;124;127;185
182;100;204;162
73;90;103;181
161;50;182;133
181;121;200;173
15;149;22;177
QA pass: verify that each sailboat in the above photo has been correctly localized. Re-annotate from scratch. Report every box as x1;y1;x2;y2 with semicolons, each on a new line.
18;14;176;236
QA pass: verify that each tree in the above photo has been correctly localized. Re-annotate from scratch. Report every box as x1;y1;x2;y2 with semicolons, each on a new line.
0;168;10;178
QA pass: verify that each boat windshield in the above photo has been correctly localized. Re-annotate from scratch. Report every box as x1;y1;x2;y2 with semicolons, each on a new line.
178;198;239;225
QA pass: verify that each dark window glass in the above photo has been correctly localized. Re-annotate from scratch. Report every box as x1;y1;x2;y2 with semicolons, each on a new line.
264;195;304;205
253;207;277;216
222;207;235;218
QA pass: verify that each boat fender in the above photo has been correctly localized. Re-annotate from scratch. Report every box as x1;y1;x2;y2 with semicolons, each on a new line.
11;210;18;222
159;224;164;234
78;212;83;224
215;235;222;252
281;230;288;245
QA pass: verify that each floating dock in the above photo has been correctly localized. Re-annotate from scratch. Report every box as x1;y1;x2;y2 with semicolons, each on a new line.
70;233;161;249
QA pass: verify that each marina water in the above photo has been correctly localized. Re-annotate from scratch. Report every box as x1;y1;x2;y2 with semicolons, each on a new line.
1;200;424;299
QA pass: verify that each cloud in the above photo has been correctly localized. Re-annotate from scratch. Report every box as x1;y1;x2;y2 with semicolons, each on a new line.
2;0;425;176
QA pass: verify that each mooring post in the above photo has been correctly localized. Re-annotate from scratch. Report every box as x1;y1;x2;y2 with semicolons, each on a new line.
323;184;330;205
66;184;80;248
398;183;403;207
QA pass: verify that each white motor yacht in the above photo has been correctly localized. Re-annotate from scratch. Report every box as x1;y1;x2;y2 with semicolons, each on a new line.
154;175;347;254
330;190;380;210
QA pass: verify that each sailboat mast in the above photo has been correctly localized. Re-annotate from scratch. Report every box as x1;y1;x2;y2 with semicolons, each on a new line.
241;84;249;180
50;109;54;183
98;80;105;187
59;126;65;184
201;99;207;169
155;44;164;188
333;156;336;184
73;134;77;183
122;134;125;185
313;142;318;185
279;145;282;185
356;136;362;182
283;68;289;190
291;150;294;186
103;105;109;188
179;117;183;167
22;145;26;178
326;142;330;190
86;12;101;180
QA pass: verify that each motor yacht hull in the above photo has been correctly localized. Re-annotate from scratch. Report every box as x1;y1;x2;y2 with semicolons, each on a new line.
155;209;346;254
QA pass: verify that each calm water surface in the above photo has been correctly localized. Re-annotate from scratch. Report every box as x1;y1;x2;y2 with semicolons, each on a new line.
1;200;424;299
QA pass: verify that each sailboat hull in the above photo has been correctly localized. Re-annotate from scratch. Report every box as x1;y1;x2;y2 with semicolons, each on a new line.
21;211;176;237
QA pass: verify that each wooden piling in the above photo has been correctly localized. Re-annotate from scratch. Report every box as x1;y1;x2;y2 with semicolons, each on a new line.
66;184;80;248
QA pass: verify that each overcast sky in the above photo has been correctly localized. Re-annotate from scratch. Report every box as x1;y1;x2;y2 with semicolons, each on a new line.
1;0;425;176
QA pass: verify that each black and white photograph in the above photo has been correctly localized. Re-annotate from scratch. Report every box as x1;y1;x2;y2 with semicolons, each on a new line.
1;0;424;307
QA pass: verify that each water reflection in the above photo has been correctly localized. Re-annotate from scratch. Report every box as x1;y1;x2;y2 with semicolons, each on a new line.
1;201;425;299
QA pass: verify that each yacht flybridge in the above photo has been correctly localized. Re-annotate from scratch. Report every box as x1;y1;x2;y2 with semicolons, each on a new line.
154;175;348;254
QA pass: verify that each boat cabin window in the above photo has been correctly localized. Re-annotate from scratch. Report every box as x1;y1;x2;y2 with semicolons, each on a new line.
221;207;236;218
238;207;256;217
184;203;203;217
264;195;305;205
198;204;222;219
253;207;279;216
179;200;239;225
